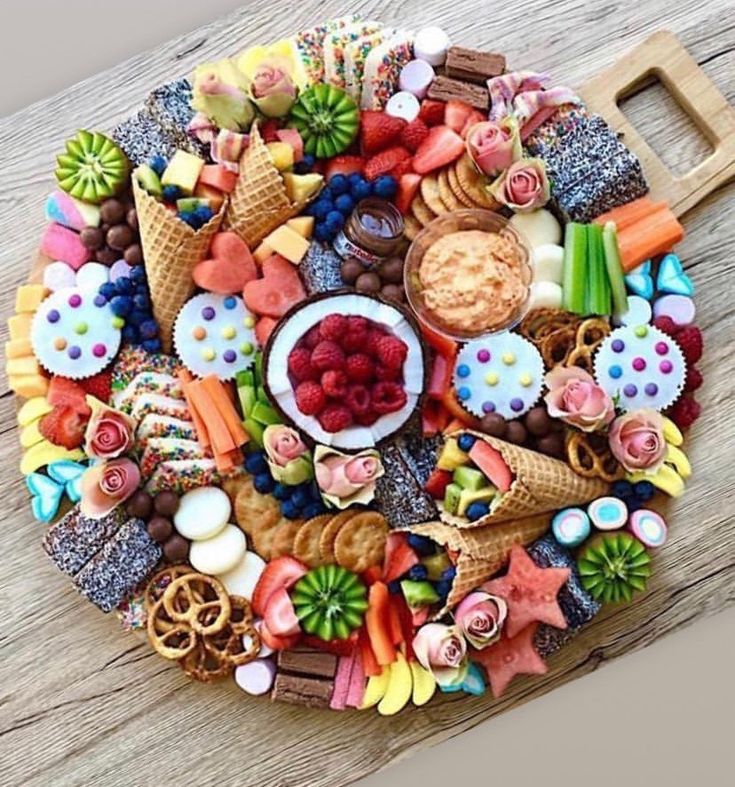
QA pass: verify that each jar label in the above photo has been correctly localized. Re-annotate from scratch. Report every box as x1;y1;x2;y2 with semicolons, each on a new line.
333;231;384;267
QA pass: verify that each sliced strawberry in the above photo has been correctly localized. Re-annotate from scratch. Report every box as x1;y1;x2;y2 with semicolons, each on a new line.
79;371;112;404
360;110;406;155
363;146;411;181
400;118;429;152
325;155;365;181
259;619;300;651
444;99;475;134
260;118;280;143
382;532;419;584
263;586;301;637
390;157;415;179
251;555;308;617
47;376;90;416
460;109;485;139
418;99;446;127
395;173;422;214
302;631;359;657
412;126;464;174
39;406;88;449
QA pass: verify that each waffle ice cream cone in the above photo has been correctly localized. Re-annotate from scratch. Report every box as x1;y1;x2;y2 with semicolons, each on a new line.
409;513;550;616
133;179;224;352
223;123;308;248
441;431;608;528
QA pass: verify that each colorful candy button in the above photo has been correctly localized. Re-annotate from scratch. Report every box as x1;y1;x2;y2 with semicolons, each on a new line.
628;509;668;548
588;496;628;531
552;507;591;548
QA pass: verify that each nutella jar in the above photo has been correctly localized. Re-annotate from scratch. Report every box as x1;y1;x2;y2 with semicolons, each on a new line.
333;197;404;268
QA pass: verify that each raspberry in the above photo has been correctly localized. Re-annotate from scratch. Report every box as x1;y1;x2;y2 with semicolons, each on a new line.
345;383;372;416
668;395;701;429
302;325;322;350
288;347;316;382
319;313;348;341
653;315;679;336
675;326;703;364
80;371;112;403
346;315;369;335
365;327;388;356
374;363;401;382
371;382;407;414
311;340;345;371
318;403;353;432
375;335;408;370
684;365;703;392
340;316;370;352
321;369;348;398
295;381;326;415
345;353;375;383
354;410;379;426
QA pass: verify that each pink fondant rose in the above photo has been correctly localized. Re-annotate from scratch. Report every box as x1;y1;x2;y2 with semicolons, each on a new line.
492;157;550;212
263;425;312;485
454;591;507;650
544;366;615;432
467;118;521;175
608;409;667;473
413;623;468;688
80;458;141;518
84;404;135;460
314;446;384;508
250;57;297;117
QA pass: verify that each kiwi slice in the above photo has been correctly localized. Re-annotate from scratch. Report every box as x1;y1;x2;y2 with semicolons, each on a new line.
290;564;368;641
288;83;359;159
55;130;130;204
577;532;652;604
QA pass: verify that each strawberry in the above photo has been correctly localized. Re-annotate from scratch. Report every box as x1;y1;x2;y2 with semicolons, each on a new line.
325;155;365;181
260;118;280;143
418;99;446;127
302;631;359;657
363;146;411;181
444;99;475;134
395;173;422;214
413;126;465;174
263;587;301;637
259;620;300;651
390;157;415;179
400;118;429;152
252;556;308;617
47;376;90;416
360;110;406;155
39;406;88;449
461;109;485;138
295;381;326;415
79;371;112;403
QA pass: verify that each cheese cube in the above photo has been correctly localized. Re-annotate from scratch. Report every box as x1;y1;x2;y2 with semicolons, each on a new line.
5;338;33;359
253;242;274;265
263;225;310;265
161;150;205;196
8;313;33;340
15;284;48;313
287;216;315;239
9;374;49;400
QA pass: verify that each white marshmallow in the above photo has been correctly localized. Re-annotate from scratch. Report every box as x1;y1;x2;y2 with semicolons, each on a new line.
413;26;451;66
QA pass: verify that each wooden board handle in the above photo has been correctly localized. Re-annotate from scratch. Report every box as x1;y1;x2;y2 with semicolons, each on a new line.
579;30;735;217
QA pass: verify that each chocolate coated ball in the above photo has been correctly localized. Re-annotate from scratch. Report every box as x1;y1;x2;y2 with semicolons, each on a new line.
480;412;507;437
100;199;126;225
525;405;552;437
381;283;404;302
124;244;143;266
95;247;119;265
355;271;382;294
377;257;404;284
126;208;138;232
163;534;190;562
80;227;105;251
147;516;173;543
504;420;528;445
107;224;135;251
536;431;566;458
154;490;180;517
340;258;364;285
126;489;153;519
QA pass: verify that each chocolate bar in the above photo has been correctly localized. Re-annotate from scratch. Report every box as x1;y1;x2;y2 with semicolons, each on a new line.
276;648;338;678
270;673;335;709
373;444;438;527
445;47;506;83
427;75;489;110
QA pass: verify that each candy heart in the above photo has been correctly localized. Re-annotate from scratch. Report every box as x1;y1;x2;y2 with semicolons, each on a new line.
438;661;486;696
243;253;306;318
656;253;694;296
26;472;64;522
624;260;654;300
193;232;258;294
47;459;87;502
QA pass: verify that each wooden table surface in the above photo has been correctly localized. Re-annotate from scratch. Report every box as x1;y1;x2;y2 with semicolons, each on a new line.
1;2;733;785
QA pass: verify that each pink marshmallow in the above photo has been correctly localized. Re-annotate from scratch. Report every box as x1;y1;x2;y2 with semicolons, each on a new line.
399;59;435;99
40;223;92;271
234;659;276;696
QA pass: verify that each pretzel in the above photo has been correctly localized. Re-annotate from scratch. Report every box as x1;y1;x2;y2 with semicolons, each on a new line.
566;430;624;483
520;308;581;343
144;564;194;610
178;635;235;682
162;574;231;636
566;318;611;374
146;597;199;660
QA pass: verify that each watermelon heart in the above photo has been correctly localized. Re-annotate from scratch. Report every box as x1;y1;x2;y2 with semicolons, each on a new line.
193;231;258;294
243;254;306;318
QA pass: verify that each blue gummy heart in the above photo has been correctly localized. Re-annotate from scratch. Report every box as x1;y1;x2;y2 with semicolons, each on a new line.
26;473;64;523
460;662;487;696
47;459;86;484
624;260;654;300
66;475;83;503
657;253;694;296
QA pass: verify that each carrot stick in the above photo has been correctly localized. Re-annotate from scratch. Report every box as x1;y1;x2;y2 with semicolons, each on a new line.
188;379;236;456
387;599;403;647
365;582;396;666
616;206;685;272
200;374;249;446
177;370;211;450
359;629;381;677
593;196;662;231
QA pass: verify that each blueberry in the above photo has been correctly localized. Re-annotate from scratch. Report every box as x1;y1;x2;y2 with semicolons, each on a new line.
312;199;333;220
441;566;457;582
141;338;162;353
149;155;167;176
466;501;490;521
407;534;435;557
294;161;309;175
114;277;133;295
435;579;452;599
329;174;349;195
626;499;641;513
408;564;428;581
633;480;655;502
99;282;116;300
388;580;402;595
272;483;290;501
253;472;275;494
457;434;476;452
139;319;159;340
290;486;310;509
133;293;150;310
129;265;147;284
110;295;133;317
334;193;355;215
303;202;317;217
302;502;325;518
186;212;204;230
281;499;301;520
611;479;634;499
178;210;193;225
244;451;269;475
373;175;397;199
314;223;333;243
128;310;148;327
196;205;214;223
121;325;139;344
325;210;345;232
350;179;372;200
348;172;364;186
162;184;180;203
302;154;316;170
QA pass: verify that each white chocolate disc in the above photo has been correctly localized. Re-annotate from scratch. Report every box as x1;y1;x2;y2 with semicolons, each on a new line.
174;485;231;540
189;524;247;575
217;550;266;600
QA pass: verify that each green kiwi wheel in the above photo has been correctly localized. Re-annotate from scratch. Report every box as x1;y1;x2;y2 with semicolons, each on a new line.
577;532;652;604
55;130;130;204
288;83;359;159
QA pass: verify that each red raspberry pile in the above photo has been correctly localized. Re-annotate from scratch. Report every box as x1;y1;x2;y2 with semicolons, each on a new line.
289;313;409;432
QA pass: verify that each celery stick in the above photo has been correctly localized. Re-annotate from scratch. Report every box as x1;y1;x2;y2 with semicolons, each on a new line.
562;222;587;314
602;221;629;315
586;224;610;315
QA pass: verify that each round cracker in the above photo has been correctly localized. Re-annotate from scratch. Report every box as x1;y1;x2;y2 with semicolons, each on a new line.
411;193;436;226
334;512;389;573
270;519;304;559
447;164;475;207
234;477;281;538
420;174;447;216
438;169;464;211
292;514;333;568
403;213;422;241
455;154;499;209
249;514;283;561
220;472;250;508
319;510;356;563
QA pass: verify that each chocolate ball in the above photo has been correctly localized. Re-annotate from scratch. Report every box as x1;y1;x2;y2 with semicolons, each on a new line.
80;227;105;251
525;405;552;437
377;256;404;284
154;490;180;517
95;247;119;265
106;224;135;251
126;489;153;519
340;258;364;285
126;208;138;232
355;271;382;294
100;199;126;225
536;431;566;458
147;516;173;543
480;412;507;438
124;244;143;266
163;534;190;562
504;420;528;445
381;283;404;302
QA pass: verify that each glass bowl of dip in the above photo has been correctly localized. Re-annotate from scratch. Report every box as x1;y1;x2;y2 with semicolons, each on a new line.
404;209;533;341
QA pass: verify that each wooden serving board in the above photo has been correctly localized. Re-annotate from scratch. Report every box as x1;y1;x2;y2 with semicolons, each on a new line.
580;30;735;217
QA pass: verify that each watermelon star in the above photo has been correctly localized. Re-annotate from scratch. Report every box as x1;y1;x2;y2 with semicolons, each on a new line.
474;623;548;698
482;544;571;638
